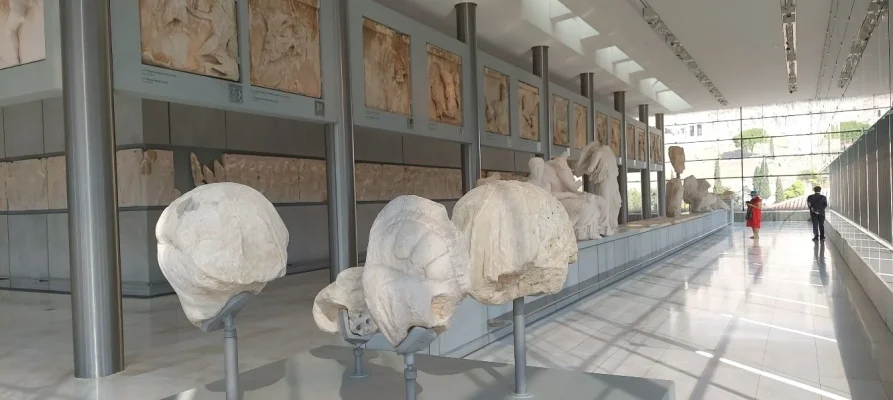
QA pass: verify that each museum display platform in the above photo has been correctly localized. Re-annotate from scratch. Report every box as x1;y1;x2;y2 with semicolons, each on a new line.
357;210;730;359
162;345;675;400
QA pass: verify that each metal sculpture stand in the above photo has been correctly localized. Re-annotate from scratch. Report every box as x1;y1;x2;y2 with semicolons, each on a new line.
338;310;375;378
394;327;438;400
199;292;254;400
509;297;532;399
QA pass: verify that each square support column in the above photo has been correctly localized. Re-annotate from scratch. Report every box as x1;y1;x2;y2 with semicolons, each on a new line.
580;72;595;193
456;3;481;193
656;113;666;217
614;91;628;225
533;46;551;161
639;104;651;220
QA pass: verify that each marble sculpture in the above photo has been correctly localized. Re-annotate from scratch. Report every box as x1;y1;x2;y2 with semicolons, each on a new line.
574;103;587;150
528;154;608;241
596;112;608;146
666;178;683;217
156;183;289;327
552;95;570;146
248;0;321;97
0;0;45;70
140;0;240;81
668;146;685;176
519;81;540;140
576;143;623;236
363;18;411;116
362;195;471;346
610;118;622;156
682;176;728;212
484;67;510;135
428;44;462;126
452;180;577;305
313;267;379;336
651;133;662;163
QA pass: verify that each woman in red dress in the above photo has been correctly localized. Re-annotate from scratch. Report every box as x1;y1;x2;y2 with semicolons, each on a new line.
746;190;763;239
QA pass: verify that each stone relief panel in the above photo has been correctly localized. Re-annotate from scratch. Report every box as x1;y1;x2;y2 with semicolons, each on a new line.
355;163;462;201
6;158;47;211
651;133;662;163
46;156;66;209
518;81;539;141
298;158;326;202
117;149;180;207
610;118;621;156
221;154;301;203
0;0;45;70
626;123;636;160
427;44;462;126
248;0;321;97
596;112;608;146
551;95;569;147
140;0;240;81
363;18;410;116
482;170;528;182
573;103;586;150
636;127;646;161
483;67;509;135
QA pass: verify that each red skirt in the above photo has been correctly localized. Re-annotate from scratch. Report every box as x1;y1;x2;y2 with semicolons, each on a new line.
746;209;762;228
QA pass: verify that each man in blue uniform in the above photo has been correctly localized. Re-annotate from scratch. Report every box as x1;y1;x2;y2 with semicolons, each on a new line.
807;186;828;242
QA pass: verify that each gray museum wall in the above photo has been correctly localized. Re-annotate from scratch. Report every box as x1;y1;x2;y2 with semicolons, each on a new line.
0;96;534;296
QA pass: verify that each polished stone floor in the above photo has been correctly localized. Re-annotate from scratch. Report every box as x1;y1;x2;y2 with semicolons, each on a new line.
3;222;893;400
469;223;893;399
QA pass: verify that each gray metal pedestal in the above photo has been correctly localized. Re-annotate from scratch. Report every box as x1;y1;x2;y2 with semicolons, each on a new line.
162;345;675;400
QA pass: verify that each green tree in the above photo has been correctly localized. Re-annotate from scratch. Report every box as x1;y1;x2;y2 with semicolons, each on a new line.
752;158;772;200
628;188;642;213
775;177;784;202
783;180;806;200
733;128;769;153
829;121;869;144
797;168;828;189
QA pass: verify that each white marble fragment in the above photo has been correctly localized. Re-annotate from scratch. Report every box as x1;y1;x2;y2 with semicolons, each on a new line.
669;146;685;176
666;178;684;218
156;182;289;327
452;180;577;305
576;142;622;236
313;267;378;336
682;176;725;212
362;195;471;346
527;155;606;240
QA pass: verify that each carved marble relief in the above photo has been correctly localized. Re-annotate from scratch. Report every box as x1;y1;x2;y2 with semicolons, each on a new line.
518;81;539;141
636;127;646;161
355;163;462;201
427;44;462;126
626;123;636;160
651;133;662;163
6;158;47;211
46;156;66;209
573;103;586;150
0;0;46;70
221;154;301;203
596;112;608;146
552;95;569;147
117;149;180;207
482;170;528;182
363;18;410;116
298;158;326;202
140;0;240;81
610;118;621;156
248;0;321;97
483;67;509;135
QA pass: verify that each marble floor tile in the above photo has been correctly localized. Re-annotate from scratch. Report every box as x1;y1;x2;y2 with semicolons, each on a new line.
469;223;893;400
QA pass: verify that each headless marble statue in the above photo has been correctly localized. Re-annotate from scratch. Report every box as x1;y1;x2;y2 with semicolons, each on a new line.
528;155;606;240
575;142;622;236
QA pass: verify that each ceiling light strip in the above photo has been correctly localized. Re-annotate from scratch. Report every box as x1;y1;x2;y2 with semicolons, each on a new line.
838;0;889;88
638;2;728;106
781;0;798;93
